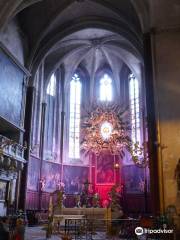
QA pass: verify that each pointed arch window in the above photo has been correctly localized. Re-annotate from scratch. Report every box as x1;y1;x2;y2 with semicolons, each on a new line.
44;73;57;162
69;74;82;159
129;73;141;144
47;73;56;96
99;74;112;101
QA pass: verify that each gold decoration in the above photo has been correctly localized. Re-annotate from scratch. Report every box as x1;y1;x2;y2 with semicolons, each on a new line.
81;104;148;167
81;105;131;156
130;141;149;167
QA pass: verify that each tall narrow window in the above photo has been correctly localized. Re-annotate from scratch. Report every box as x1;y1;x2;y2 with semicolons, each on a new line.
69;74;82;159
100;74;112;101
45;73;57;161
129;74;140;144
47;73;56;96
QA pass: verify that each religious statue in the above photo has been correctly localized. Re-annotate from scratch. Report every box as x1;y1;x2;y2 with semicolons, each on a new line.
40;177;46;191
80;179;91;207
174;159;180;192
108;185;123;214
92;193;100;208
74;195;80;208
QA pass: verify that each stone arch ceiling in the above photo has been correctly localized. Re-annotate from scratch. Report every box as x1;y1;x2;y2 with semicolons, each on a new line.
0;0;149;32
15;0;143;66
43;28;142;91
1;0;180;42
16;0;141;41
0;0;152;88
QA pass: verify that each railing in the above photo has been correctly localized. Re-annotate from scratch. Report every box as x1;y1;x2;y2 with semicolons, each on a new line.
0;134;26;171
63;218;140;240
0;134;25;162
52;217;176;240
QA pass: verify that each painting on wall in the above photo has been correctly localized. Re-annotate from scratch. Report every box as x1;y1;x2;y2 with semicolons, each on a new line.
0;181;7;201
96;154;115;185
122;165;147;193
27;157;40;191
0;47;25;126
63;165;89;194
41;162;61;192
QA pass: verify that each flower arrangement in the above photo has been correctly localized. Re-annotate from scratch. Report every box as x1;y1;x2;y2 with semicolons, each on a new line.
80;179;91;207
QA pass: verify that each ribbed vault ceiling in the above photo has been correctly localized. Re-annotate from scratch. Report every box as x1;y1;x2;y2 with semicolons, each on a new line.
44;28;142;90
16;0;144;72
1;0;147;86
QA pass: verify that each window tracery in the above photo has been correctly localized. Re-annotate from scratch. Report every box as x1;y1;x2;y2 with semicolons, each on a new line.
47;73;56;96
129;73;141;144
44;73;57;162
99;73;112;102
69;74;82;159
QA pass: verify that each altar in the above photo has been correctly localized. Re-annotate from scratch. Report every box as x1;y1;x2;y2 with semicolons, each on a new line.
53;208;111;232
53;214;85;233
52;207;111;236
53;207;110;221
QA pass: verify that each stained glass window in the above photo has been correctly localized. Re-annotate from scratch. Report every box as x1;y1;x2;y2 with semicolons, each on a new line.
45;73;57;161
69;74;81;159
129;73;141;144
47;73;56;96
100;74;112;101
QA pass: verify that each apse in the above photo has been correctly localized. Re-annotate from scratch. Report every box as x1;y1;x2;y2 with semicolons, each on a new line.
27;26;150;212
1;0;180;236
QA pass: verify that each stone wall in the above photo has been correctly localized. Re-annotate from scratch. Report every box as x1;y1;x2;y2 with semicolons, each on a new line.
0;18;27;65
153;29;180;212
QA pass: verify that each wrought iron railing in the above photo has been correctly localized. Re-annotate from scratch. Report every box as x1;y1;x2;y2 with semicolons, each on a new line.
52;217;176;240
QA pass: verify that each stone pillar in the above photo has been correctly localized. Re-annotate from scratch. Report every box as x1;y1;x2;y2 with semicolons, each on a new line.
151;28;180;213
19;86;35;210
60;66;65;182
39;102;47;210
143;32;161;214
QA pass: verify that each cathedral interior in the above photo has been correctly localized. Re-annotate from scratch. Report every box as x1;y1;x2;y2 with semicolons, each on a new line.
0;0;180;239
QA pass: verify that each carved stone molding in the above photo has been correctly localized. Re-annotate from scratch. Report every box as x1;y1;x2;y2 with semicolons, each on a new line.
0;134;26;172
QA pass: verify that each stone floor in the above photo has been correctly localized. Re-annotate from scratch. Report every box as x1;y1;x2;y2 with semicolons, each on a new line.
25;226;60;240
25;226;178;240
25;226;110;240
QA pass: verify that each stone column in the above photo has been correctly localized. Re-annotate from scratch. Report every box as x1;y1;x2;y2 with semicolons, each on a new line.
39;102;47;210
143;32;162;214
18;86;35;211
60;66;65;182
